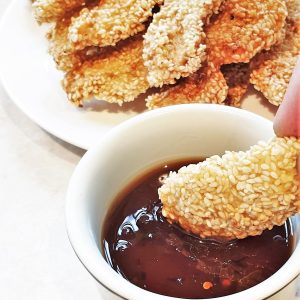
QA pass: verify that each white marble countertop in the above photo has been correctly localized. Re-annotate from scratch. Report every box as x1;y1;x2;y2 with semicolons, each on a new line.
0;1;299;299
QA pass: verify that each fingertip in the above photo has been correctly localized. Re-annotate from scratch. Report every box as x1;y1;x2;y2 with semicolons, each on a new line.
298;156;300;177
273;57;300;138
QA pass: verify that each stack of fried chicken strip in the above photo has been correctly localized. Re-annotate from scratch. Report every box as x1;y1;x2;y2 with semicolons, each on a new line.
33;0;296;108
250;0;300;106
145;0;287;109
159;137;300;240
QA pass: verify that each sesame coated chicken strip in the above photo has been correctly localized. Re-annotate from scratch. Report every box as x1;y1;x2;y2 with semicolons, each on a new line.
143;0;223;87
146;66;228;109
205;0;288;66
32;0;87;23
250;1;300;106
68;0;163;50
159;137;300;240
63;35;149;106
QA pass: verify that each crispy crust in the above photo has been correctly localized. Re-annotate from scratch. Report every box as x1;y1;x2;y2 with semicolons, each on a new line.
285;0;300;21
146;66;228;109
205;0;288;66
62;35;149;106
68;0;162;50
32;0;86;23
47;13;82;72
143;0;223;87
47;13;109;72
221;63;250;107
250;3;300;106
159;137;300;240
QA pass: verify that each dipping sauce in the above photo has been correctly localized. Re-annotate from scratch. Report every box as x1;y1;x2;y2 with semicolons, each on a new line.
102;160;293;299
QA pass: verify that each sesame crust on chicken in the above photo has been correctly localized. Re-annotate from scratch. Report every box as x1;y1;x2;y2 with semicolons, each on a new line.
63;35;149;106
143;0;223;87
146;66;228;109
159;137;300;240
250;1;300;106
32;0;87;23
205;0;288;66
68;0;163;50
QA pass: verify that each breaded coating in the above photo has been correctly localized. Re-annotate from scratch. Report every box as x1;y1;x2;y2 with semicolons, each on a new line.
221;63;250;107
47;14;81;72
68;0;162;50
47;13;105;72
32;0;86;23
285;0;300;21
143;0;223;87
250;4;300;106
159;137;300;240
146;66;228;109
205;0;288;66
62;35;149;106
250;53;298;106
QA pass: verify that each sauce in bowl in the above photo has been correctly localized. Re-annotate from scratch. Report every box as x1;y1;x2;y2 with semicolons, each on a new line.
102;160;293;299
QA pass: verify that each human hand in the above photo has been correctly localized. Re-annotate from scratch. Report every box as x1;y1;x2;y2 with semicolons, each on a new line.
273;57;300;173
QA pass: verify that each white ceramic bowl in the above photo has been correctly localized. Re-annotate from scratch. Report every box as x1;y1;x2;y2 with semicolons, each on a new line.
66;104;300;300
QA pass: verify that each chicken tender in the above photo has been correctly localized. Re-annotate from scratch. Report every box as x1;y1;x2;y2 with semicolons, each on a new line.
206;0;287;66
68;0;162;50
32;0;87;23
146;66;228;109
63;35;149;106
221;63;250;107
159;137;300;240
143;0;223;87
250;2;300;106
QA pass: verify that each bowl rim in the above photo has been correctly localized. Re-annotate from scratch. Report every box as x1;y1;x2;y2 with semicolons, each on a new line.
65;104;300;300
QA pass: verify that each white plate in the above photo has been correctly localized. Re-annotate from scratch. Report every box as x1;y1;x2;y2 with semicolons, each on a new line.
0;0;277;150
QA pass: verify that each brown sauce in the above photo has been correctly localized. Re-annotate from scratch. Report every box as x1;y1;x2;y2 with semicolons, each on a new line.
102;160;293;299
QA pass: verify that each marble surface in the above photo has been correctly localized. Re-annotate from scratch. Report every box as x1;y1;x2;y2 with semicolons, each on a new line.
0;1;299;299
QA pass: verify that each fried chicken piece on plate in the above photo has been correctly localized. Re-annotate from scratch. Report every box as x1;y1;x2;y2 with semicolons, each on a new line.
32;0;87;23
146;66;228;109
63;35;149;106
143;0;223;87
250;2;300;106
159;137;300;240
205;0;288;66
221;63;250;107
68;0;163;50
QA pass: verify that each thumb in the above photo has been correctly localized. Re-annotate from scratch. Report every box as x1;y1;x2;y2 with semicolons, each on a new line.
273;57;300;138
273;57;300;177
